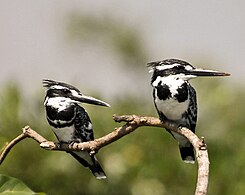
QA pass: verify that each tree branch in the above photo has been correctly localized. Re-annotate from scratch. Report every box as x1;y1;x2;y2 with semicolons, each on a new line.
0;115;209;195
0;133;28;164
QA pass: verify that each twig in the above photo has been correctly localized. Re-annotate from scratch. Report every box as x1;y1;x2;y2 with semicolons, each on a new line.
0;115;209;195
0;133;28;164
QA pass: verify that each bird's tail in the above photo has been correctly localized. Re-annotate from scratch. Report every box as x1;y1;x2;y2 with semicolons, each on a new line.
179;144;195;164
69;151;107;179
88;158;107;179
168;130;195;164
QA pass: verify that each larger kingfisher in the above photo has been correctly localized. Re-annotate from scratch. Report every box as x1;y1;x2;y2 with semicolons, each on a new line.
148;59;229;163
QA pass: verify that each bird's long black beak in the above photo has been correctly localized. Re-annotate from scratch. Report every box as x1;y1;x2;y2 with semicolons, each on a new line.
74;94;110;107
188;69;230;77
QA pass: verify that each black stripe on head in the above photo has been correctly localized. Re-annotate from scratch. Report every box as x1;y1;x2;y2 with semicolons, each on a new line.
148;59;195;84
42;79;80;93
147;59;193;68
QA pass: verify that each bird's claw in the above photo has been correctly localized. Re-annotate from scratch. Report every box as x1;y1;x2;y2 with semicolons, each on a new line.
199;137;207;150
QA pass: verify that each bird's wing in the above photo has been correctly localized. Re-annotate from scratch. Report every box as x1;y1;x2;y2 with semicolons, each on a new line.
186;84;197;133
73;105;94;142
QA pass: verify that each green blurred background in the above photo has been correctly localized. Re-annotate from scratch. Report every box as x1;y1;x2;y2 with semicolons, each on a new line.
0;1;245;195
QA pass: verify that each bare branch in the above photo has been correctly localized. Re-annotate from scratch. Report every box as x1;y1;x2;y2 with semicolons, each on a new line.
0;115;209;195
0;133;28;164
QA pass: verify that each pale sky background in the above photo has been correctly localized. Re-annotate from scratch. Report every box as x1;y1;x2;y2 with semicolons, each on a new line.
0;1;244;100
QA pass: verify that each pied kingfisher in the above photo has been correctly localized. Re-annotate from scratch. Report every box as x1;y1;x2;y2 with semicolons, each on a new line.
43;79;110;179
148;59;229;163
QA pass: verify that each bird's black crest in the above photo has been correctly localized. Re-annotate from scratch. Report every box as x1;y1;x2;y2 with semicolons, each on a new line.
147;59;193;69
42;79;80;92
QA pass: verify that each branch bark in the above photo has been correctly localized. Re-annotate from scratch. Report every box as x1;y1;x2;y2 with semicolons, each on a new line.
0;115;209;195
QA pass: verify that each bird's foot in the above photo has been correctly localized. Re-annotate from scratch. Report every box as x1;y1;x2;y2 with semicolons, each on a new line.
40;141;56;150
199;137;207;150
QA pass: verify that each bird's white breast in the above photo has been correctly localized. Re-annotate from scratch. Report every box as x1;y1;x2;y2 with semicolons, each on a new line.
153;76;190;120
155;97;189;120
153;75;185;96
52;125;76;142
45;97;72;112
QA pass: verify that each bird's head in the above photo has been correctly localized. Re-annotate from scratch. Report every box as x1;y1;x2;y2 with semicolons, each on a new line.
43;79;110;107
147;59;230;83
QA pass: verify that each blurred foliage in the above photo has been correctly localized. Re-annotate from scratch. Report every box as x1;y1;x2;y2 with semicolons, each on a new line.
0;79;244;195
0;174;45;195
67;14;148;67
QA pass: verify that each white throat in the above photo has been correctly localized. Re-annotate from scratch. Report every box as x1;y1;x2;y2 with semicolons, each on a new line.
153;75;185;96
44;97;73;112
153;75;190;121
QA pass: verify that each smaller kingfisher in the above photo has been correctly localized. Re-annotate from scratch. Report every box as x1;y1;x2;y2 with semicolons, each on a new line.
43;79;110;179
148;59;230;163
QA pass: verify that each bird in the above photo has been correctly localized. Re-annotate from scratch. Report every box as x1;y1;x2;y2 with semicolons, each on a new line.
43;79;110;179
147;59;230;164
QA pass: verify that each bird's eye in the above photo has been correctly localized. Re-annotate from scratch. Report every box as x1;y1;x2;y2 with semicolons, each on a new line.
63;89;70;94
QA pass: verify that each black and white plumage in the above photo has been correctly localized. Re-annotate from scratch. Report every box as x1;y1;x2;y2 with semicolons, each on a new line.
43;79;110;179
148;59;229;163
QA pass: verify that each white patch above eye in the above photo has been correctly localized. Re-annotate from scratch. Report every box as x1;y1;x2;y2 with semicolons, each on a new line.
155;63;181;71
50;85;67;90
149;64;194;73
149;64;180;73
